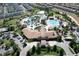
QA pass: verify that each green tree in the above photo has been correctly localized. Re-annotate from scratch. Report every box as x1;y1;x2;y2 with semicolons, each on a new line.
69;40;76;48
3;19;6;26
55;11;60;14
10;40;15;46
48;12;53;16
8;26;14;31
15;50;20;56
36;44;41;55
57;36;62;42
59;49;64;56
13;44;20;54
31;45;36;55
53;45;57;52
23;42;27;48
76;12;79;17
45;7;50;14
27;51;31;56
47;45;51;53
54;27;58;31
0;40;4;45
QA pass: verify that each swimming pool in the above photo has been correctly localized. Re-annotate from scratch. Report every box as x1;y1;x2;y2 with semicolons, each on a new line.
47;19;60;27
26;16;36;26
24;16;40;29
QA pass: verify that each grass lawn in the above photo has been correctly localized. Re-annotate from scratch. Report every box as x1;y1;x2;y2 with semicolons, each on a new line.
28;46;65;56
0;39;13;46
3;39;12;46
0;19;3;27
0;18;17;27
5;19;17;26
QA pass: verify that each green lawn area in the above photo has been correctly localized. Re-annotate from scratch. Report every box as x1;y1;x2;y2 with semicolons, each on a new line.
0;19;3;26
32;50;58;56
0;38;14;46
4;19;17;26
0;18;17;27
4;39;12;46
0;16;22;33
0;12;27;26
28;45;65;56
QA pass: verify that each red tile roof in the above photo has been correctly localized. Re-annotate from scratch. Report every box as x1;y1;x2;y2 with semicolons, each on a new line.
22;28;58;39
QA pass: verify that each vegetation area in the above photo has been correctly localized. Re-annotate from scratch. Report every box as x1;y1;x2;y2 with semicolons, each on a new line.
62;14;77;27
69;40;79;54
0;38;20;56
75;12;79;17
70;32;76;40
26;44;65;56
0;13;25;35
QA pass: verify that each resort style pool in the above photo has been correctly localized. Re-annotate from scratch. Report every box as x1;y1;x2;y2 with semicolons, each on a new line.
23;15;41;29
47;19;60;27
26;16;36;26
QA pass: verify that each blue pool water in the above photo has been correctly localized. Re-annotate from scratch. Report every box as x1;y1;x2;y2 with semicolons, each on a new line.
47;19;59;26
27;16;37;26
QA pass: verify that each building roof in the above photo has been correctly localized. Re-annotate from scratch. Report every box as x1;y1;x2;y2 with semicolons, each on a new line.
41;40;47;45
65;36;73;40
37;11;45;15
0;27;8;32
22;28;58;39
